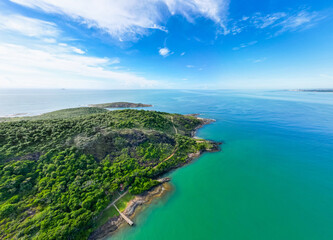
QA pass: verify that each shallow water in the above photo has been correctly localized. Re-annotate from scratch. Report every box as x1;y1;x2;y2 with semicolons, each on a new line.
1;89;333;240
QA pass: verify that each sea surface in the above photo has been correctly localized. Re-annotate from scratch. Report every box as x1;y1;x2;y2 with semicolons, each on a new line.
1;89;333;240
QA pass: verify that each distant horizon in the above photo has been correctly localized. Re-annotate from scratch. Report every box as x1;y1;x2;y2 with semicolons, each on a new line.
1;87;333;91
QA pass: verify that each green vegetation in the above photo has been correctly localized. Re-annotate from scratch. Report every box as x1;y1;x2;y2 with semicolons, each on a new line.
96;204;119;228
88;102;152;108
0;107;108;122
116;193;134;212
0;108;216;239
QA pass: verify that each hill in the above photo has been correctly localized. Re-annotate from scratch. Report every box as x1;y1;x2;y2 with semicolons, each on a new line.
0;108;217;239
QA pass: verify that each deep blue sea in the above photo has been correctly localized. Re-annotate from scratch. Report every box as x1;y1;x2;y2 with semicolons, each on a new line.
1;89;333;240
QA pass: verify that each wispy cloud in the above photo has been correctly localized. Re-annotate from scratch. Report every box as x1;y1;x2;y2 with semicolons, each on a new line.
233;40;258;50
185;64;204;71
252;12;287;29
230;9;325;37
274;10;324;35
253;57;267;63
10;0;230;40
0;13;59;38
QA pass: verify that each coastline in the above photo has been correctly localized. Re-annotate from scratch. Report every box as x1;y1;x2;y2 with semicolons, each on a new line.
90;115;221;240
89;181;172;240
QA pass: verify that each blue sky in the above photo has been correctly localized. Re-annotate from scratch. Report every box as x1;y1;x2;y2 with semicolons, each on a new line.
0;0;332;89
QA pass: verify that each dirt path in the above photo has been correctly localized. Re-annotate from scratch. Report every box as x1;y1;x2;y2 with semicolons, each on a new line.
153;147;178;169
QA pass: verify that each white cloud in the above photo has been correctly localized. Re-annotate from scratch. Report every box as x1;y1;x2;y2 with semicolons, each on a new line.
241;16;249;21
159;47;171;57
0;12;159;89
108;58;121;65
230;24;244;35
275;10;323;35
185;64;204;70
180;52;185;56
42;38;57;43
230;9;325;36
0;13;59;37
0;42;158;89
252;12;287;29
10;0;230;40
253;57;267;63
71;47;85;54
232;40;258;50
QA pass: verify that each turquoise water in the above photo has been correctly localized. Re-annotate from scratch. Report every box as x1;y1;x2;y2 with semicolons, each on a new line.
1;89;333;240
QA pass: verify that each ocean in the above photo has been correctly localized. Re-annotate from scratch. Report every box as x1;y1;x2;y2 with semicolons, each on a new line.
1;89;333;240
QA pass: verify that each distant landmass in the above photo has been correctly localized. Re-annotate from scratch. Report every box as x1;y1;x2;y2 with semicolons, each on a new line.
89;102;153;108
290;89;333;93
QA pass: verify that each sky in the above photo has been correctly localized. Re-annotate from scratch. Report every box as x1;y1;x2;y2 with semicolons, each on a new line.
0;0;332;89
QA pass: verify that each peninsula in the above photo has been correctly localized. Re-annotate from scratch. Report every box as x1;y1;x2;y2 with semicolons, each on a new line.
0;107;219;239
88;102;152;108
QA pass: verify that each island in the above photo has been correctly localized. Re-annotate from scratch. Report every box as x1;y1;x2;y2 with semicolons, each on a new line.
289;89;333;93
88;102;153;108
0;107;219;239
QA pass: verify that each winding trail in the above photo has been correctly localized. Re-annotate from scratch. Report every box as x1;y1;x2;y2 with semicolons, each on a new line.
153;147;178;169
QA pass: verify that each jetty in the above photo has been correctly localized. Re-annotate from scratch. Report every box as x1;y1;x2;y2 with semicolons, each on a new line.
97;190;134;226
113;204;134;226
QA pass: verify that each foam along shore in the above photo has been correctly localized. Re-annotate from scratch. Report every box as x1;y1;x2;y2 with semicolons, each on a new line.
89;116;220;240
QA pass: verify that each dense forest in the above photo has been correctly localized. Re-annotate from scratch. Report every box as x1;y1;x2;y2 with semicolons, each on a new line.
0;108;215;239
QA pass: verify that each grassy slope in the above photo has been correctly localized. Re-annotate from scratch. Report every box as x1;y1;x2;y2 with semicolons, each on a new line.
0;107;108;122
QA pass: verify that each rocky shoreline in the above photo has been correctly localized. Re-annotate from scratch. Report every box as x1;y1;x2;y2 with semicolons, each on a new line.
187;114;216;138
89;115;220;240
89;180;172;240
